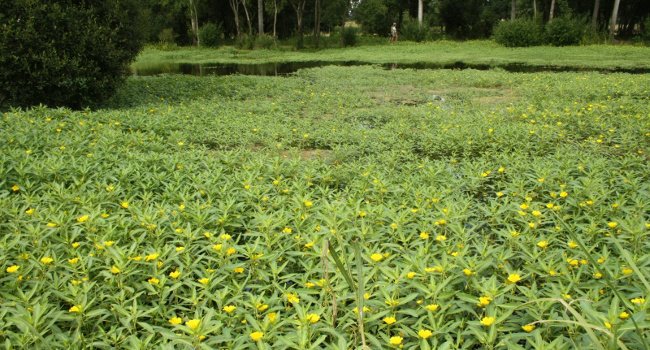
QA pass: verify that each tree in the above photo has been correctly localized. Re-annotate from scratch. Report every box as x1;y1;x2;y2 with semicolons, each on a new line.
228;0;241;36
549;0;556;21
511;0;516;20
609;0;621;39
188;0;200;45
591;0;600;30
418;0;423;26
0;0;144;108
258;0;264;35
288;0;307;47
241;0;253;35
314;0;321;46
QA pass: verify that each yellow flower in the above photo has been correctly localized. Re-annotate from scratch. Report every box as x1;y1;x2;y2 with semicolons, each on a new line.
110;265;121;274
496;191;504;197
607;222;618;229
418;329;433;339
463;268;473;276
389;336;403;346
546;203;554;209
220;234;232;240
370;253;383;262
77;215;89;223
198;278;209;285
40;256;54;265
186;319;201;330
593;272;603;279
169;269;181;279
520;203;529;210
145;253;159;262
631;297;645;305
6;265;20;273
425;266;444;273
435;234;446;242
25;208;35;215
568;240;578;249
226;247;236;256
267;312;278;322
406;271;417;279
256;303;269;312
104;241;114;247
383;316;397;325
223;305;236;314
101;213;110;218
250;331;264;341
390;223;398;229
169;317;182;325
622;267;633;275
480;316;496;326
11;184;20;192
306;313;320;324
175;246;185;252
478;296;491;307
560;191;568;198
68;258;79;265
212;244;222;252
435;219;447;226
507;274;522;284
69;305;82;313
358;211;367;218
303;200;313;208
234;267;244;274
619;311;630;320
532;210;542;217
47;222;58;228
120;201;129;209
286;293;300;304
419;231;429;239
148;277;160;285
537;240;549;249
282;227;292;234
522;324;535;332
425;304;440;312
604;321;612;329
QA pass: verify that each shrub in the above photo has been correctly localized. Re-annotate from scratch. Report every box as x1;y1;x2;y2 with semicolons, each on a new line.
199;23;222;47
254;34;276;49
0;0;144;109
235;34;255;50
642;17;650;43
341;27;359;47
493;19;544;47
545;17;585;46
158;28;177;45
400;18;432;42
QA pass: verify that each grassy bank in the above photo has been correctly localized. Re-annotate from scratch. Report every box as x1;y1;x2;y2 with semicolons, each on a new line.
2;66;650;348
133;40;650;71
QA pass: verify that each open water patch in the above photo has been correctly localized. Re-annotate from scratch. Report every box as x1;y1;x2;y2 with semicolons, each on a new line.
131;61;650;76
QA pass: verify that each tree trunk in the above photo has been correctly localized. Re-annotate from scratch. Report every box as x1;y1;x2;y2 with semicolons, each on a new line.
314;0;321;46
511;0;516;20
229;0;241;37
533;0;537;20
591;0;600;30
258;0;264;35
609;0;621;40
189;0;199;46
418;0;423;26
290;0;306;48
549;0;555;21
241;0;253;36
273;0;278;38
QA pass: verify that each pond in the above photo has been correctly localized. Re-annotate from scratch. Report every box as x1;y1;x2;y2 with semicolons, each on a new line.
131;61;649;76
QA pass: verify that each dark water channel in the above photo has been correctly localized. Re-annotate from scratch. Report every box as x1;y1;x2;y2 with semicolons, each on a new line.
131;61;649;77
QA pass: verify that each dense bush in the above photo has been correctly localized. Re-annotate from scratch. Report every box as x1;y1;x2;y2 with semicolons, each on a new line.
643;17;650;43
199;23;222;47
545;17;585;46
235;34;255;50
341;27;359;47
0;0;144;109
400;19;431;42
254;34;276;49
158;28;177;45
493;19;544;47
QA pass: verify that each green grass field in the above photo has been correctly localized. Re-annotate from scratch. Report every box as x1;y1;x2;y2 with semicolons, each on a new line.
2;49;650;349
133;41;650;71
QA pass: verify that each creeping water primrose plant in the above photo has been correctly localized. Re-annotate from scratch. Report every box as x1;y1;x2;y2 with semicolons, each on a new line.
1;64;649;349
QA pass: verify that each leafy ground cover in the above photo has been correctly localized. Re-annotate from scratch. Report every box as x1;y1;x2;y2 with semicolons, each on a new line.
1;66;649;349
133;41;650;72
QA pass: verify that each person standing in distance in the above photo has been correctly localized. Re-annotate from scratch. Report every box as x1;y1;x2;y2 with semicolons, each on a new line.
390;22;398;43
